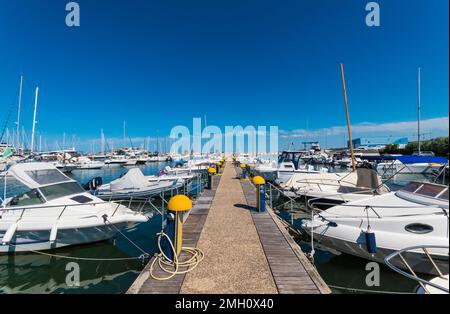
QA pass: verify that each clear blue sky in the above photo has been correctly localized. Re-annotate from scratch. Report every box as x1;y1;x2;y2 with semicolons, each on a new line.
0;0;448;150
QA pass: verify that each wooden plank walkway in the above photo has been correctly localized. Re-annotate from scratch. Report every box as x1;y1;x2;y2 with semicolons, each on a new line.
128;162;330;294
127;176;221;294
241;178;330;294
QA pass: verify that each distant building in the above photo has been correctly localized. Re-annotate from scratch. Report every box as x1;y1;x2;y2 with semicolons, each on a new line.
348;137;408;150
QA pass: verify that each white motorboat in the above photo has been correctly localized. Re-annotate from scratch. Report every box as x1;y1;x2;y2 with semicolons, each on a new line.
302;181;449;275
375;155;447;175
75;156;104;170
53;162;78;173
92;168;179;200
253;151;327;183
104;157;127;167
0;163;148;253
163;160;210;175
282;168;390;208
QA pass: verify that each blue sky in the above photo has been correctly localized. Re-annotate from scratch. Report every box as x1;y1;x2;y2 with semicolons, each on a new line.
0;0;448;151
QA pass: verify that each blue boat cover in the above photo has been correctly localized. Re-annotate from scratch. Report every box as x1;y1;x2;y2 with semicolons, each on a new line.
361;155;448;164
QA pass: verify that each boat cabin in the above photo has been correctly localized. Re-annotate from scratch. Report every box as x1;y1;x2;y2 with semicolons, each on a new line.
3;163;88;208
278;151;303;170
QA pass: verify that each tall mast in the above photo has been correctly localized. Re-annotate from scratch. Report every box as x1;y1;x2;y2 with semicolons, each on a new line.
16;75;23;150
339;64;356;171
100;128;105;155
30;86;39;153
417;67;421;155
123;121;126;148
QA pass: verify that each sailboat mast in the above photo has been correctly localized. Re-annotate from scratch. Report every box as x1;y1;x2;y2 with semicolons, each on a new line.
16;75;23;150
123;121;126;149
339;64;356;171
417;67;421;155
30;86;39;153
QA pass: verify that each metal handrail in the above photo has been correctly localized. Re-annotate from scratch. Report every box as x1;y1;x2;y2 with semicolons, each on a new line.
384;245;449;294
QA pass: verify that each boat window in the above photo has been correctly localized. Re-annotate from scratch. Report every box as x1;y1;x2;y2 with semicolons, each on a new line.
405;223;434;234
415;184;446;198
8;189;45;207
25;169;71;186
437;189;449;201
401;182;423;193
40;182;85;201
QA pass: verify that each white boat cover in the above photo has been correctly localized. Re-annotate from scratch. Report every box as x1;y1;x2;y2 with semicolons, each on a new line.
7;162;73;189
110;168;148;190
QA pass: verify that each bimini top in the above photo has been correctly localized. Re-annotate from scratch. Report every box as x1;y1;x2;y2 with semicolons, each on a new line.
7;162;75;189
362;155;448;164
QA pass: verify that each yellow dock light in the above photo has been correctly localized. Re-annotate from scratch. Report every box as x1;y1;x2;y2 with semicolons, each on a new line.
207;167;216;189
252;176;266;212
165;195;193;260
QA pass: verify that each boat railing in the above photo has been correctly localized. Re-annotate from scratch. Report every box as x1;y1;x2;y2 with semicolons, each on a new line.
308;201;448;219
384;245;449;294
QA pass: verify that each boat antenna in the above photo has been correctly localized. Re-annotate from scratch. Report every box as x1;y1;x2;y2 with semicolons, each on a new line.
417;67;421;155
16;75;23;151
339;64;356;171
123;120;126;149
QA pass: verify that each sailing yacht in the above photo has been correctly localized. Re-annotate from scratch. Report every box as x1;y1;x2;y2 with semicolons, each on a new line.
0;163;148;253
302;181;449;275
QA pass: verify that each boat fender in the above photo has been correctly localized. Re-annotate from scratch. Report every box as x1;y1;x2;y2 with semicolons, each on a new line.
365;227;377;254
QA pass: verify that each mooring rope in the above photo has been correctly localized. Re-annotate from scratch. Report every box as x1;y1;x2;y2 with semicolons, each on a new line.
328;284;416;294
149;230;204;281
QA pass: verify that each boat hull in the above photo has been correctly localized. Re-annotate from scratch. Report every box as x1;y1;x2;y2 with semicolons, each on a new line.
0;223;127;253
307;230;449;275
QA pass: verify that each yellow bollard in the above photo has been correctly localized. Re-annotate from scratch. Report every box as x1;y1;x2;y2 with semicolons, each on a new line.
207;167;216;189
165;195;193;261
252;176;266;212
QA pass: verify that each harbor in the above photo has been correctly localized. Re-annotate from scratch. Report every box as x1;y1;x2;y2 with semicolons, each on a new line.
0;0;448;298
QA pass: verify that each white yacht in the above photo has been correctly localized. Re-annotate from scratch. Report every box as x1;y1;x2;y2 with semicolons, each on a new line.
253;151;327;184
281;168;390;208
375;155;447;175
0;163;148;253
92;168;179;200
75;156;104;170
302;181;449;275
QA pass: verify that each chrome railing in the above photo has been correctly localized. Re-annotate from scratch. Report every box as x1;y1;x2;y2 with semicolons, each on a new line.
384;245;449;294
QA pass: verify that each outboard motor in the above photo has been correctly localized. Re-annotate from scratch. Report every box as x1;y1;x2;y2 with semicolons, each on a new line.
83;177;103;191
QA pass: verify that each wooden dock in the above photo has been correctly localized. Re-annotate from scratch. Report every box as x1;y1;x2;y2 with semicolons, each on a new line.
127;162;330;294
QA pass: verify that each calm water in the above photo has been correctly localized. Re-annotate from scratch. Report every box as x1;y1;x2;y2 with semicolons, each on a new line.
0;163;446;294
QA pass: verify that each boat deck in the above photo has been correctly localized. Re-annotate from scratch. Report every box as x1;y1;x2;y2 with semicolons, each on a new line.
127;162;330;294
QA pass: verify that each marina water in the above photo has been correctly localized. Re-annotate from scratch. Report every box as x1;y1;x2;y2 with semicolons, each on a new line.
0;163;440;294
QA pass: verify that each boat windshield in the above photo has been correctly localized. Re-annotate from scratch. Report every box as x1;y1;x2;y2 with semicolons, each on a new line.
25;169;71;186
8;189;45;207
39;182;85;201
401;182;449;200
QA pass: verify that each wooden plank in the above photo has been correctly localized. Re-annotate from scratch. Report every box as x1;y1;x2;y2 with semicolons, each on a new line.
240;178;330;294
